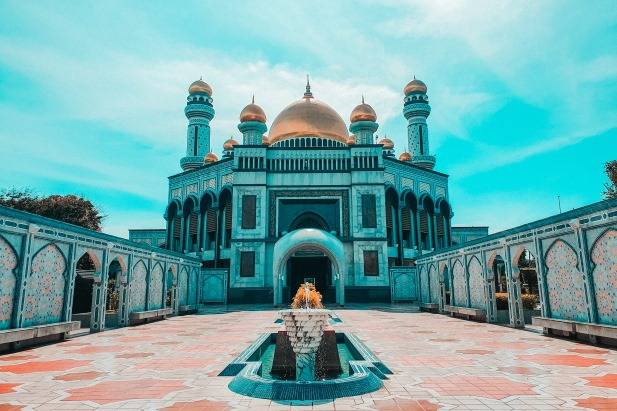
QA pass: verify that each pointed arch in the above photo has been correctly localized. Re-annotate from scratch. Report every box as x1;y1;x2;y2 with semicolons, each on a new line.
22;243;66;327
467;255;486;309
0;235;19;329
544;239;586;321
130;259;147;312
75;248;102;273
590;228;617;325
109;254;128;275
452;258;467;306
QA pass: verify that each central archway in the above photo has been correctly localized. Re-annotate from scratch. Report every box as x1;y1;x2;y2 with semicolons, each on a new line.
273;229;346;306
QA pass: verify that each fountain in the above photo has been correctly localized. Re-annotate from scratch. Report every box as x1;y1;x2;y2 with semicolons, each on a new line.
278;282;331;381
222;282;390;401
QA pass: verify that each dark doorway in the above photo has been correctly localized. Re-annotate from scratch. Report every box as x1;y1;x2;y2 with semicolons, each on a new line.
285;255;335;304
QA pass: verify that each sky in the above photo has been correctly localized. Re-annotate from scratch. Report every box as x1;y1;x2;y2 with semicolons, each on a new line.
0;0;616;237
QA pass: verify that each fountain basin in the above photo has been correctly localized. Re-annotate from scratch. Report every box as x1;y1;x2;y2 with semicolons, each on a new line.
221;332;391;401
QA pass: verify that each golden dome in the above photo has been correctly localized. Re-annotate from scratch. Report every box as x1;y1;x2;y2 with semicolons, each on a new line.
204;152;218;163
378;137;394;150
262;134;270;145
350;97;377;123
240;97;266;123
189;79;213;96
223;138;239;150
347;135;356;145
268;83;349;145
399;152;411;161
404;78;427;95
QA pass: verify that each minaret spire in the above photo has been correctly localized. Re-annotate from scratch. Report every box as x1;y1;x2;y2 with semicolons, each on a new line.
304;74;313;99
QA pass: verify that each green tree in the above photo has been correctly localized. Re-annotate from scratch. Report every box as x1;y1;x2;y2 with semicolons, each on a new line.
0;188;104;231
604;160;617;200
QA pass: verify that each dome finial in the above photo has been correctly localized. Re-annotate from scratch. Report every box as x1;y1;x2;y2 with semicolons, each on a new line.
252;94;255;104
362;94;365;104
304;74;313;99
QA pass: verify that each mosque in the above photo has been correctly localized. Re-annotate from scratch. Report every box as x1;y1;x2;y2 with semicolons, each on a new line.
131;77;453;305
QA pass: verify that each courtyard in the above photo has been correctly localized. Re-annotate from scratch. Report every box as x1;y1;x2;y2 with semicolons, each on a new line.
0;308;616;410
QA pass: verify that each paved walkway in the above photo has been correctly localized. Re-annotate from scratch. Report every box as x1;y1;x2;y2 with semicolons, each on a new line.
0;309;616;410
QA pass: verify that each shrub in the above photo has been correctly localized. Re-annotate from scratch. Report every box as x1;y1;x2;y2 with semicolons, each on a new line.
290;282;324;309
495;292;539;310
522;294;540;310
495;292;509;310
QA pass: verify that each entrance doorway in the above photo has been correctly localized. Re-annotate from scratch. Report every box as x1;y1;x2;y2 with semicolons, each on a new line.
285;253;334;304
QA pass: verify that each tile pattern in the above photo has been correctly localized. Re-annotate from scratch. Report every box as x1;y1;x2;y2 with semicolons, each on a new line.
419;266;429;302
130;260;147;311
467;256;485;309
0;308;616;409
452;259;467;306
545;239;588;321
428;264;440;304
178;267;188;306
188;268;198;305
149;264;164;309
0;236;17;329
21;244;65;327
590;229;617;325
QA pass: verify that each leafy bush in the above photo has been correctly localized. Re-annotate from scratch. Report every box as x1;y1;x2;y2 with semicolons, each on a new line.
495;292;539;310
291;282;324;309
495;292;509;310
521;294;540;310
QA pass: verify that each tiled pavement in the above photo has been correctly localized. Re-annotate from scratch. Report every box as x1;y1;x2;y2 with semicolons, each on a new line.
1;309;617;410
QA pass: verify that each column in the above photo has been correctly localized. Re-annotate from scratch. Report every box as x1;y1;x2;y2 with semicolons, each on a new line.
463;253;471;308
91;248;110;332
62;243;78;323
432;214;439;250
504;245;524;328
426;213;434;251
396;206;404;265
573;222;597;323
533;236;550;318
415;211;422;252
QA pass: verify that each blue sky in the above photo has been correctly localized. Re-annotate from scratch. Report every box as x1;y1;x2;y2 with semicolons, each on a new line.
0;1;616;237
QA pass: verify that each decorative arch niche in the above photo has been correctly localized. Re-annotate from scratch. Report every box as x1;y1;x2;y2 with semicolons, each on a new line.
544;239;587;322
22;243;66;327
130;260;148;312
452;259;467;306
467;255;486;309
0;236;18;330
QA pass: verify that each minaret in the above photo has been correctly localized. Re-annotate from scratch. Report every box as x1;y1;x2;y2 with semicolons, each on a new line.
403;77;435;169
238;95;267;145
349;96;378;144
181;78;215;171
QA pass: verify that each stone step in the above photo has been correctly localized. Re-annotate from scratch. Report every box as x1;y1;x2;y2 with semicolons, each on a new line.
66;328;90;339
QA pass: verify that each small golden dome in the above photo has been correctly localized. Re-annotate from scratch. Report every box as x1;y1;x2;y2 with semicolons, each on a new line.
204;152;218;163
223;138;239;150
240;97;267;123
347;135;356;145
269;82;349;145
378;137;394;150
399;152;411;161
404;78;427;95
262;134;270;145
189;79;213;96
350;98;377;123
